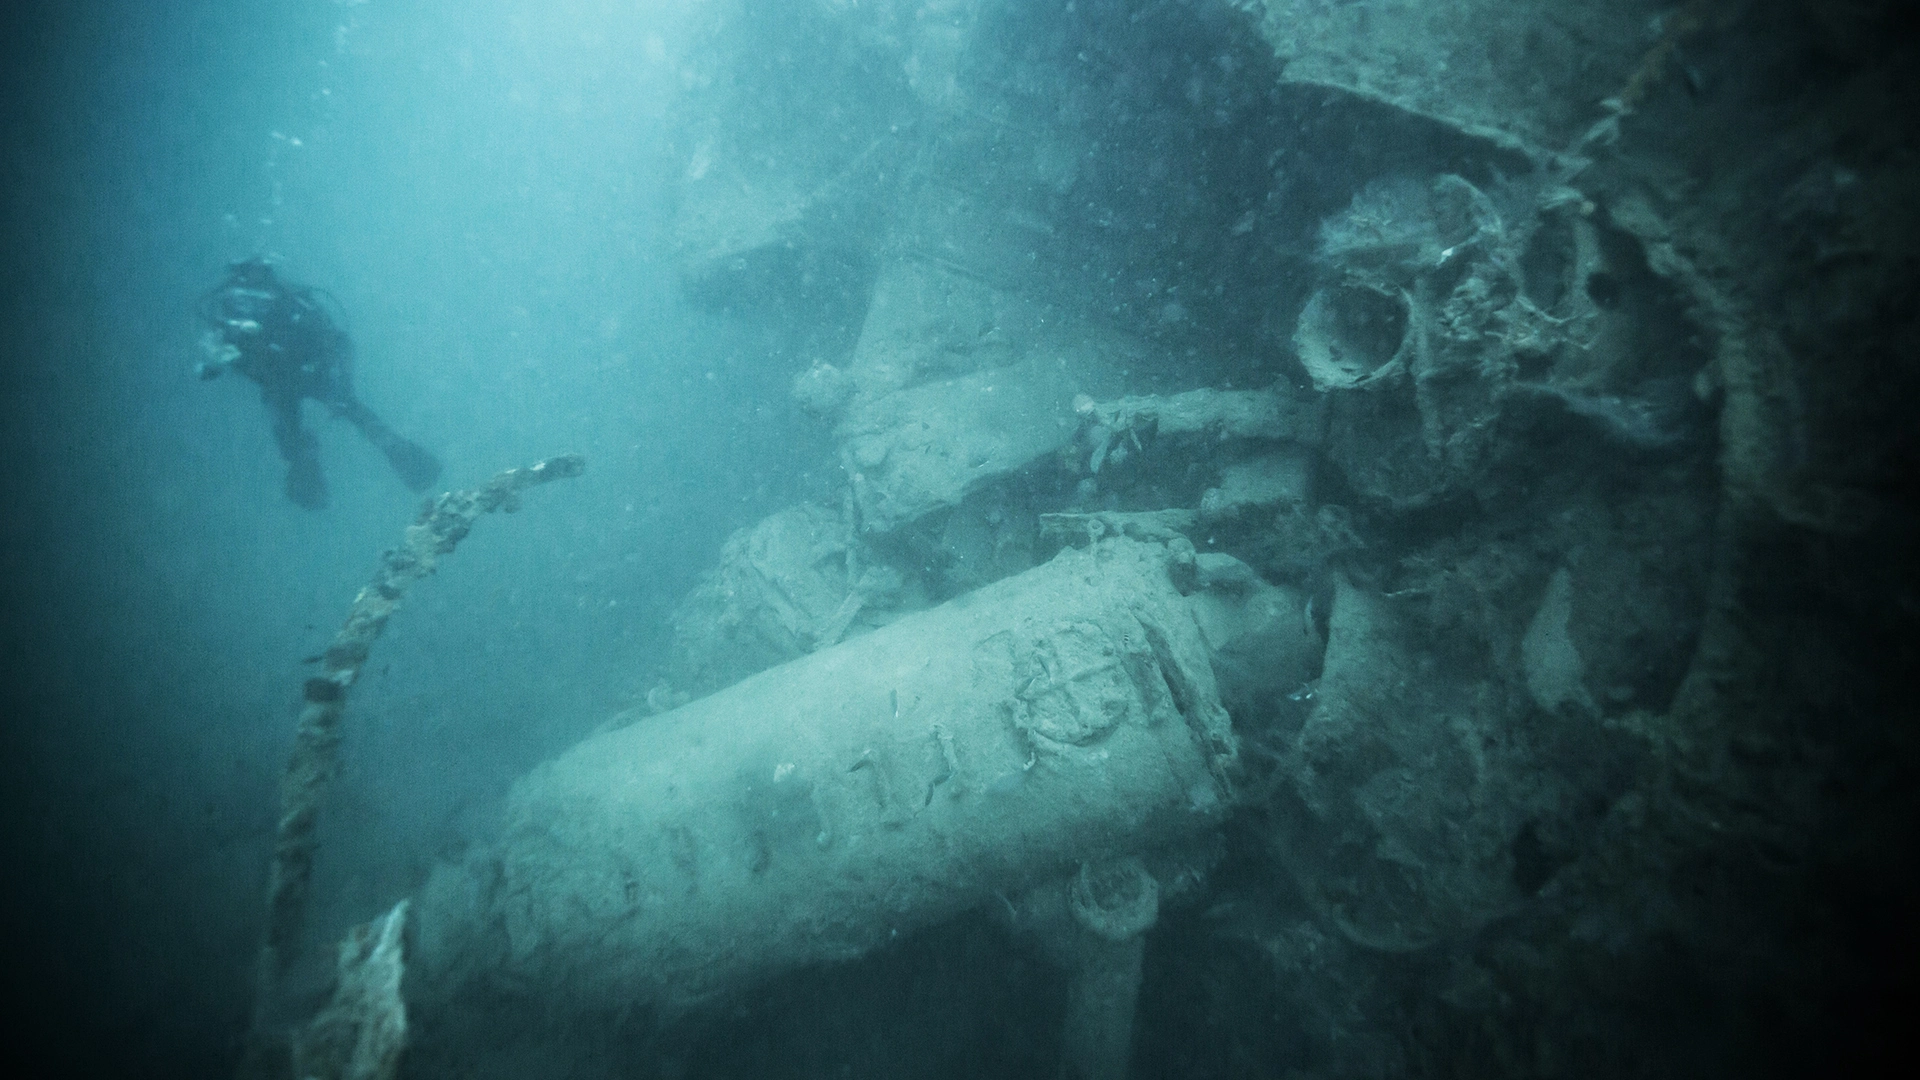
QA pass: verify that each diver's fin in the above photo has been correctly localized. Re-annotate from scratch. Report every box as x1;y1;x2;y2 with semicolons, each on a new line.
337;398;443;492
383;438;443;492
285;455;329;510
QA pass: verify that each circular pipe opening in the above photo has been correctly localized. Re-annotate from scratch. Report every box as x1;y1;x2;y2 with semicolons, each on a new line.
1293;281;1410;390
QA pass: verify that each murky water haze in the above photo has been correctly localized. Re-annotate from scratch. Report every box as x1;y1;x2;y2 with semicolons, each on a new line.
4;3;1914;1078
3;2;822;1070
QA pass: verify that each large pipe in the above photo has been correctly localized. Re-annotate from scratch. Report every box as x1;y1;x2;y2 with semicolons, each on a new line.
308;537;1319;1076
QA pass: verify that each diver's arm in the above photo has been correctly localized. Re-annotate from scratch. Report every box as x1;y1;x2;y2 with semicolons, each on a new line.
196;329;241;380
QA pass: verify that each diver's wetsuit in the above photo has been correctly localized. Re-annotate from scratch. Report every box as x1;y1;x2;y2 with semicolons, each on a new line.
199;259;441;508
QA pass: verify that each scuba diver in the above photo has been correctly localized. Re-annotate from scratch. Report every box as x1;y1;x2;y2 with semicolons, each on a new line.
198;257;442;509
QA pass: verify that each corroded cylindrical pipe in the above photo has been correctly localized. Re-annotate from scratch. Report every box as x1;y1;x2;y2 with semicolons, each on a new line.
412;539;1261;1020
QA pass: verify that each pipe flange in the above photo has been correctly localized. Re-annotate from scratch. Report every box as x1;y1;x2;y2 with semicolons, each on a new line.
1069;857;1160;942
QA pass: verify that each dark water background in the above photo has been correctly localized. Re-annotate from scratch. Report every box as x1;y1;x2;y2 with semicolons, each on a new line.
2;2;822;1071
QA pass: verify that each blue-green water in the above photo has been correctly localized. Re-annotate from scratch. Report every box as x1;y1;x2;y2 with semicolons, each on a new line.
2;2;1913;1078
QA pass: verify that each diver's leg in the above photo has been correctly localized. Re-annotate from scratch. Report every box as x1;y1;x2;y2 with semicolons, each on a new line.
267;393;327;510
334;396;442;492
